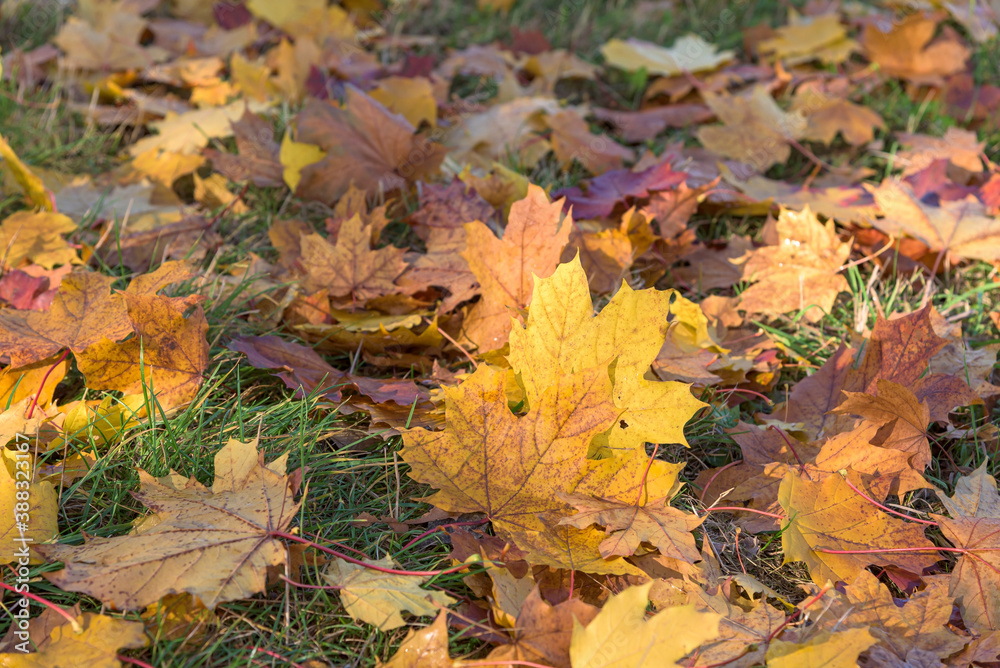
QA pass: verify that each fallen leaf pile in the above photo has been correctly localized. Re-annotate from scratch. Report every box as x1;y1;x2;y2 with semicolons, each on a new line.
0;0;998;665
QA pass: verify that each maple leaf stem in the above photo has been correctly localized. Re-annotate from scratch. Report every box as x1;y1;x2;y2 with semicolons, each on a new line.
117;656;156;668
272;530;483;577
724;388;774;404
299;529;370;557
764;584;832;643
429;317;478;369
455;662;555;668
788;138;843;174
768;426;810;479
634;443;660;506
25;347;69;419
919;248;947;309
699;460;744;503
816;546;958;553
840;473;938;526
397;519;490;552
0;575;82;633
702;507;786;520
249;647;307;668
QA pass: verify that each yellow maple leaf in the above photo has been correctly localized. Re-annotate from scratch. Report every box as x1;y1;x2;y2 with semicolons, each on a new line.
759;12;859;65
569;582;721;667
0;431;57;564
38;438;299;610
601;34;734;77
508;255;706;454
379;612;454;667
369;76;438;128
766;628;878;668
0;611;148;667
128;100;272;156
401;363;685;570
778;470;939;586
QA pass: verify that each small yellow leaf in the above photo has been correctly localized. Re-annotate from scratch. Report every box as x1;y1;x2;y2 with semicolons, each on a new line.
601;34;734;77
0;134;53;210
323;557;456;631
280;132;326;191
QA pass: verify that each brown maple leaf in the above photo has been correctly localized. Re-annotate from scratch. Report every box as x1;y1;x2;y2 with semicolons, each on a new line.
53;1;166;71
650;579;786;667
548;110;635;175
562;220;633;294
37;438;300;611
461;184;570;351
229;335;426;406
555;159;687;219
792;83;885;146
770;345;855;440
696;85;807;171
558;493;703;560
590;105;714;143
300;214;408;301
934;464;1000;631
0;270;131;367
896;128;985;176
699;420;927;532
486;587;598;668
842;306;948;396
394;181;495;311
204;110;284;187
409;181;496;242
832;381;933;481
810;570;967;661
294;86;445;203
75;292;210;410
